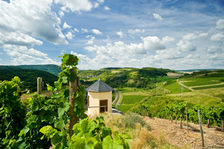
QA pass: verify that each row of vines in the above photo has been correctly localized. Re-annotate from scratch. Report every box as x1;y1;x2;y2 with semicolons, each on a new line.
132;96;224;129
0;54;130;148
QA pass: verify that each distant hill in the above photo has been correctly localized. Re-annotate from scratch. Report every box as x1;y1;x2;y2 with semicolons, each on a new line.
79;67;175;88
0;67;58;92
176;69;221;72
0;64;61;76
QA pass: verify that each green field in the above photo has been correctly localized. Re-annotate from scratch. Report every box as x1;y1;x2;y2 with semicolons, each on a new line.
182;77;224;86
122;95;147;104
192;84;224;90
118;104;134;113
118;88;149;113
164;80;191;94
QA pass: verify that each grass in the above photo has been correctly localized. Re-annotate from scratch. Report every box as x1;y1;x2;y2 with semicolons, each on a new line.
117;88;149;113
164;80;191;94
119;104;134;113
182;77;224;86
102;113;179;149
192;84;224;90
122;95;147;104
168;91;222;106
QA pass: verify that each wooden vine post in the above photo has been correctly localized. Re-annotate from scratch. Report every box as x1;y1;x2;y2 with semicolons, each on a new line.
180;116;183;129
186;107;188;130
68;69;79;137
37;77;42;94
198;110;205;147
222;120;224;132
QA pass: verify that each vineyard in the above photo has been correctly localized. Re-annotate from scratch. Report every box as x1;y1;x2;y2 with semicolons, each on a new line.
132;96;224;129
1;54;224;148
0;54;130;148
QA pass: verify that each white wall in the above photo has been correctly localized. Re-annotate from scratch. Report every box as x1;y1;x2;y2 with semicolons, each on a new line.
87;91;112;116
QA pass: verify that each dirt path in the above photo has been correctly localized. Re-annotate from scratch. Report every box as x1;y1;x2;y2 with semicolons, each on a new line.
115;90;121;106
144;117;224;149
190;82;224;88
177;79;195;92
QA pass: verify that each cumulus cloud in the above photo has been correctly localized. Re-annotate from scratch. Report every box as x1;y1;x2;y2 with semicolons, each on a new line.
142;36;165;50
74;28;79;32
3;45;57;65
153;13;163;20
0;0;67;45
65;32;73;40
116;31;123;38
128;29;145;34
86;36;95;45
104;6;110;11
0;31;43;47
92;29;102;35
210;33;224;41
97;0;104;3
161;36;175;44
216;19;224;29
176;40;196;52
63;22;72;29
81;28;88;33
183;33;198;40
54;0;93;12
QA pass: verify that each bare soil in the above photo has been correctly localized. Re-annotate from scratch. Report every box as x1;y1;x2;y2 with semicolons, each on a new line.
144;117;224;149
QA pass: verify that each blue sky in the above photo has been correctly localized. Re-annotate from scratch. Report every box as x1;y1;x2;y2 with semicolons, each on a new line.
0;0;224;70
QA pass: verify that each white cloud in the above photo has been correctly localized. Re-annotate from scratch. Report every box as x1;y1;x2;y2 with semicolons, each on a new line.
210;33;224;41
63;22;72;29
94;3;99;8
216;19;224;29
97;0;104;3
183;33;198;40
81;28;88;33
86;36;95;45
153;13;163;20
176;40;196;52
128;29;145;34
65;32;73;40
74;28;79;32
0;31;43;47
104;6;110;11
142;36;165;50
0;0;67;45
161;36;175;44
59;10;64;17
3;45;57;65
54;0;93;12
199;32;208;37
92;29;102;35
116;31;123;38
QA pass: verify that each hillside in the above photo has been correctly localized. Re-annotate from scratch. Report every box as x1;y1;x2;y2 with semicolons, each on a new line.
116;69;224;129
0;68;58;92
0;64;61;76
79;67;175;88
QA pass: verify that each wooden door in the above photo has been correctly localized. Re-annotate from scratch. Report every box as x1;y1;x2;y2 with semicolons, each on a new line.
100;100;108;113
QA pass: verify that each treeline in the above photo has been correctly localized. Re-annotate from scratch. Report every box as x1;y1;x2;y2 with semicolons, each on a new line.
132;96;224;128
0;68;58;92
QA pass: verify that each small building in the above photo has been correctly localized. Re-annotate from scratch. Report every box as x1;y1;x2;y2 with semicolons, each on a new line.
86;79;113;116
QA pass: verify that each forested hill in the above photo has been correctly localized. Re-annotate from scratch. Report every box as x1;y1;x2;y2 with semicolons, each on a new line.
79;67;175;88
0;68;58;92
0;64;61;76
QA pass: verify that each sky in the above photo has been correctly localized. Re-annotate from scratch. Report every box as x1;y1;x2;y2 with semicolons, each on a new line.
0;0;224;70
